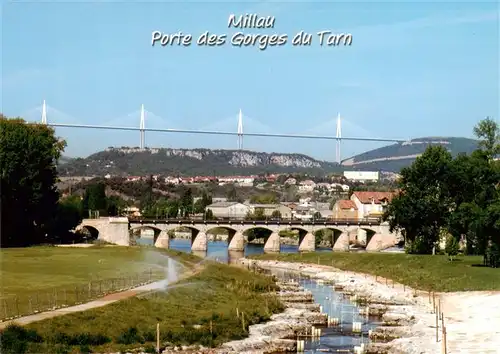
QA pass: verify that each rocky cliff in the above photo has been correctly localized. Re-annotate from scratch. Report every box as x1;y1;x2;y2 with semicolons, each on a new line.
58;147;340;176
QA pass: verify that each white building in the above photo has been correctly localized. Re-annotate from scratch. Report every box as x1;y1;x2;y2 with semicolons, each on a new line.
218;176;255;185
343;171;379;182
350;191;394;219
298;180;316;192
206;202;250;219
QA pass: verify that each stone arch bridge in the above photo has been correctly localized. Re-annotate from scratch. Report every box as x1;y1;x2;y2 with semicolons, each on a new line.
76;218;400;252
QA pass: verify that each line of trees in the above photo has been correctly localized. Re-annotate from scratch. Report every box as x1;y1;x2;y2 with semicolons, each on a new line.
140;184;213;219
384;118;500;267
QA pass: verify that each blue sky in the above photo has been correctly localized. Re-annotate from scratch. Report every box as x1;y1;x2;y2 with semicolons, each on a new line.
2;0;499;161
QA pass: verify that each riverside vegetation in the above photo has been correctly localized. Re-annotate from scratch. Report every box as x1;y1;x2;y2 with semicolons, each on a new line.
0;262;284;354
381;118;500;266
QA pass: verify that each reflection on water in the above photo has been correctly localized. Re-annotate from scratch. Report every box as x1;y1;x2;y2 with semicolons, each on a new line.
136;238;332;263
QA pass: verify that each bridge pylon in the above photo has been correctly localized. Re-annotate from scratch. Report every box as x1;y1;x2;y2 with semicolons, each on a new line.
336;112;342;164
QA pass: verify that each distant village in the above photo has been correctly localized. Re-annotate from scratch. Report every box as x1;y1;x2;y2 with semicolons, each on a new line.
86;170;400;221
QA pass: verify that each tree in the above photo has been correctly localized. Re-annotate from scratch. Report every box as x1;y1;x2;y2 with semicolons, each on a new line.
383;146;453;254
250;193;278;204
226;185;239;202
140;175;154;214
447;150;500;256
205;208;214;220
246;208;265;220
445;235;459;261
106;195;127;216
180;188;193;216
194;191;212;214
473;117;500;158
271;210;282;218
0;117;65;247
82;183;107;216
50;195;84;243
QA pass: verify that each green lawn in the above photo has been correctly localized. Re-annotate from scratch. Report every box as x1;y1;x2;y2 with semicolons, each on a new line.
251;252;500;292
0;246;199;319
1;263;283;354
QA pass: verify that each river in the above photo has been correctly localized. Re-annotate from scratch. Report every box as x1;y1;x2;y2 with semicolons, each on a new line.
137;238;333;262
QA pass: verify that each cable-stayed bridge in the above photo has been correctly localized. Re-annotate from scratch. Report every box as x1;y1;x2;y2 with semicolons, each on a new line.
24;100;407;163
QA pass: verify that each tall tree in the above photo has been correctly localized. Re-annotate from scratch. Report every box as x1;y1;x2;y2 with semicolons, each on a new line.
0;117;65;247
50;195;84;241
180;187;193;216
383;146;453;253
447;150;500;255
82;183;107;215
473;117;500;158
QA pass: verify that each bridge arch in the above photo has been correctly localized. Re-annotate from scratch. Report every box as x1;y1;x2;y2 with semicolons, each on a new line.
358;227;378;249
129;225;164;246
243;226;273;240
79;225;100;242
313;227;345;248
206;226;238;242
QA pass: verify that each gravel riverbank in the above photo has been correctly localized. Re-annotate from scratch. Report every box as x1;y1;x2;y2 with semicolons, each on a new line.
241;259;500;354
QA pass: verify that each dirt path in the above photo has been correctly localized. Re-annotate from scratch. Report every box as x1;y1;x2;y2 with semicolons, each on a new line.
0;265;203;330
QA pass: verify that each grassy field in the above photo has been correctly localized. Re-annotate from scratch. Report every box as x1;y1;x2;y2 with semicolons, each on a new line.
0;246;199;319
251;252;500;292
1;263;283;354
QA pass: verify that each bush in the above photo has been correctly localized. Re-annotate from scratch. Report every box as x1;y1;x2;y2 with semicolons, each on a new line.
51;332;110;346
405;236;435;254
485;242;500;268
116;327;144;345
445;235;459;261
0;325;42;354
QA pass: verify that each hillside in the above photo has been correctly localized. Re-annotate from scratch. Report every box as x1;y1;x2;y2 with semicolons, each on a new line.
58;147;342;176
58;138;479;176
341;137;478;171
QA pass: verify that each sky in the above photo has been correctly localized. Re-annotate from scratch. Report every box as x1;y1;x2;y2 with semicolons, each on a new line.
2;0;499;161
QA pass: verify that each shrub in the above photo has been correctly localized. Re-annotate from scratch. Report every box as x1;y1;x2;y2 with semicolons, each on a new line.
0;325;42;354
116;327;144;345
445;235;459;261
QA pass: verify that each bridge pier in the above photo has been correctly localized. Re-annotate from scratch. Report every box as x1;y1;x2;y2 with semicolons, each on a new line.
228;232;245;251
154;230;170;248
333;232;350;251
298;232;315;252
366;233;387;251
264;232;280;253
357;229;367;246
192;231;208;251
228;250;245;264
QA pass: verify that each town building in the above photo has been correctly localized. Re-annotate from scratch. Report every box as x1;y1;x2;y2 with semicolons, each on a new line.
350;191;395;219
332;200;358;219
206;202;250;219
298;180;316;192
343;171;380;182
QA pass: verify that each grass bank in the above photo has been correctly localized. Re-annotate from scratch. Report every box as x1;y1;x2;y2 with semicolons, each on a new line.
0;246;198;319
1;263;284;354
251;252;500;292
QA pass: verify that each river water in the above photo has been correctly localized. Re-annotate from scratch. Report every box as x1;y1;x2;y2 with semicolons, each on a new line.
270;270;378;353
137;238;333;262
